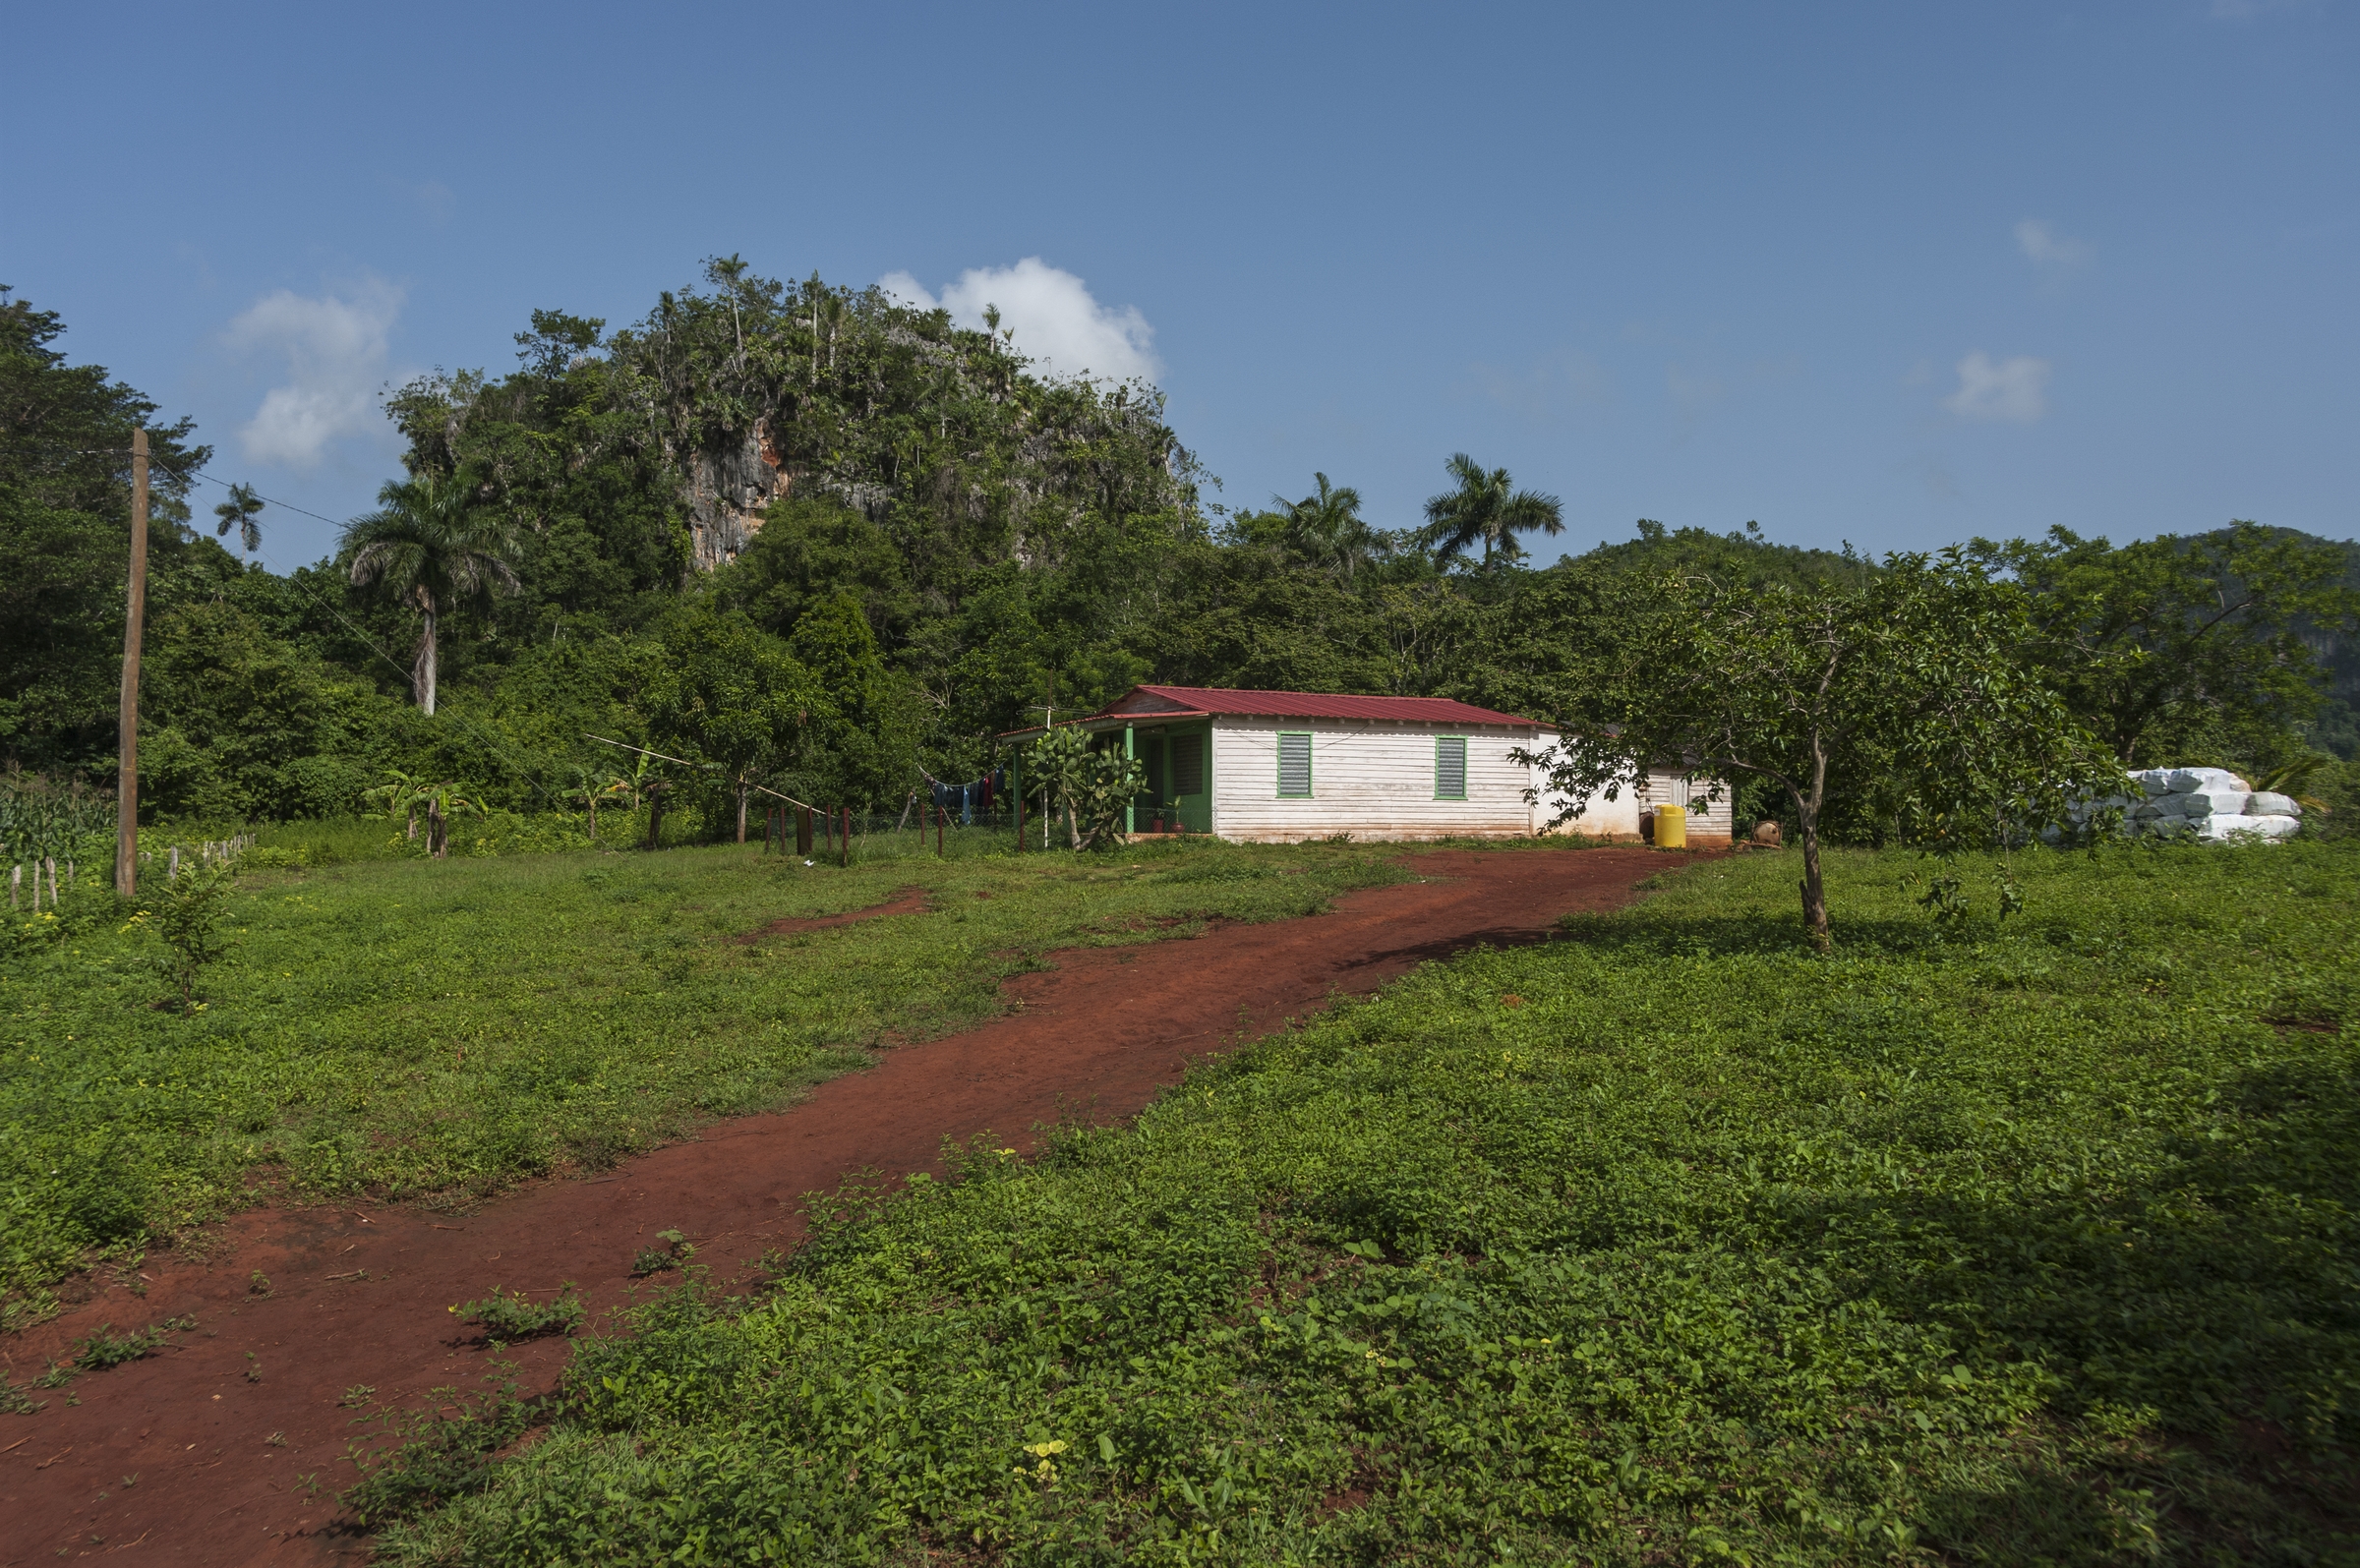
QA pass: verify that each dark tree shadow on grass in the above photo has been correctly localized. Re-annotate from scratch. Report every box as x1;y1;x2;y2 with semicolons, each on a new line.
1769;1047;2360;1558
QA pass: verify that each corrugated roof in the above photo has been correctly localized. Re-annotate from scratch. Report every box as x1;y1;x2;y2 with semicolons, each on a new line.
1098;685;1540;727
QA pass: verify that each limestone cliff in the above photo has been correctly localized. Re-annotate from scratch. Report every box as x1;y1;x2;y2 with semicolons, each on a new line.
683;419;790;572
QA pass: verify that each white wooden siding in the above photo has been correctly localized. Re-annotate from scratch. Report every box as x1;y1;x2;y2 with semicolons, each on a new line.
1635;768;1735;841
1210;719;1537;842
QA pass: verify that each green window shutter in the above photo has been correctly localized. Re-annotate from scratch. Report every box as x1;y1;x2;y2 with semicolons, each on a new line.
1276;732;1313;797
1435;735;1467;799
1169;733;1205;796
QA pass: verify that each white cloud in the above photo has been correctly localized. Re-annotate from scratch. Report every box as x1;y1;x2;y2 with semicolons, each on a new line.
1943;351;2051;423
223;279;402;469
2015;218;2092;267
878;258;1158;383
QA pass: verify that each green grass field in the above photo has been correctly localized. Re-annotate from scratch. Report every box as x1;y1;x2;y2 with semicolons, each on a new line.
0;832;1415;1329
353;838;2360;1566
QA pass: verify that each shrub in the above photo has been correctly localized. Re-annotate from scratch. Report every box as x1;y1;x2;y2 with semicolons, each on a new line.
452;1287;583;1342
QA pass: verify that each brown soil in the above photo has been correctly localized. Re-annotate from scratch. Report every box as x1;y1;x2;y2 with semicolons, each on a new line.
733;884;929;941
0;844;1682;1564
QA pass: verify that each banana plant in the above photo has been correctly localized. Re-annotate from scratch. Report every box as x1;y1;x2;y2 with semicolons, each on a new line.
564;765;631;842
364;771;483;859
2254;754;2333;817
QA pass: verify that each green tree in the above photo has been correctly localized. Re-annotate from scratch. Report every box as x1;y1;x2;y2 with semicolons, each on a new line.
786;591;914;809
562;764;628;842
646;609;817;842
1419;453;1564;567
211;483;265;559
341;473;520;715
1276;473;1384;586
1526;551;2116;951
1974;522;2360;768
0;287;210;769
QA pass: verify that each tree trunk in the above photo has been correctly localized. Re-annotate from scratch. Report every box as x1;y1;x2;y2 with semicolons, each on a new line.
1797;816;1830;952
735;781;749;844
587;797;598;842
417;606;440;716
429;804;447;860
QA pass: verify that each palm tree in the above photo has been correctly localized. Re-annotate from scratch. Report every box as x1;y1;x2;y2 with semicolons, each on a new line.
1419;453;1564;566
342;473;519;715
212;483;265;560
1278;473;1382;585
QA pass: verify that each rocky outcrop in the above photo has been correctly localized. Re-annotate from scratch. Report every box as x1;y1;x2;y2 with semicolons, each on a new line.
683;419;790;572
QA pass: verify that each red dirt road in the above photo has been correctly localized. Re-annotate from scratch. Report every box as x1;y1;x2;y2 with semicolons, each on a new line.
2;845;1677;1565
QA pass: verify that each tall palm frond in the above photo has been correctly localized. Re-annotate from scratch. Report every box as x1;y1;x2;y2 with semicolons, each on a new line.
341;471;519;715
1419;452;1564;565
1277;472;1380;584
212;483;265;556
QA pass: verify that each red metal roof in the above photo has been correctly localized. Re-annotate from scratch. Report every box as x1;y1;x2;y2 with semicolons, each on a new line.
1096;685;1540;727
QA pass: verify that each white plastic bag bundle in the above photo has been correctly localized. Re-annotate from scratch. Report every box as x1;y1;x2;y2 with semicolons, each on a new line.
2159;788;2250;817
2248;790;2303;818
2196;814;2300;842
2163;767;2250;794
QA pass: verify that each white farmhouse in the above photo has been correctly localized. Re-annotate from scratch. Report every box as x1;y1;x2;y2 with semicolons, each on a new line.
1009;685;1731;845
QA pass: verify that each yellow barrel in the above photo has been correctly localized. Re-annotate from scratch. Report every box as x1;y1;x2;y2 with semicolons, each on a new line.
1654;804;1687;849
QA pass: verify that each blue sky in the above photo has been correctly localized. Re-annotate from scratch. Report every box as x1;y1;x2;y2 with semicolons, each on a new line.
4;1;2353;567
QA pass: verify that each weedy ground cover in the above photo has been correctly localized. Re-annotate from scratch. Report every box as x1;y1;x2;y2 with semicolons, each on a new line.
455;1287;586;1343
0;833;1412;1328
373;840;2359;1565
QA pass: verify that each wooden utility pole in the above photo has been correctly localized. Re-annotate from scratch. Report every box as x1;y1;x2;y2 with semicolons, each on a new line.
115;429;148;899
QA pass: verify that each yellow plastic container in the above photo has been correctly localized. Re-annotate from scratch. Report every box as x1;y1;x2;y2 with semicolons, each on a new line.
1653;804;1687;849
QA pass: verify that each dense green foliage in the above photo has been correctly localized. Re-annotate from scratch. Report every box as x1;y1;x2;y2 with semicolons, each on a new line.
368;840;2360;1565
0;833;1409;1329
7;274;2349;846
0;288;212;769
1520;550;2118;945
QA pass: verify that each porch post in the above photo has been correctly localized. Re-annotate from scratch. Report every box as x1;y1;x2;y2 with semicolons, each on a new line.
1124;724;1135;839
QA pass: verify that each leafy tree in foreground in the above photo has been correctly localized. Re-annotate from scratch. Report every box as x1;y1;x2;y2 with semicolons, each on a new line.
1420;452;1564;567
342;472;520;716
1528;551;2116;950
1973;522;2360;769
144;858;236;1013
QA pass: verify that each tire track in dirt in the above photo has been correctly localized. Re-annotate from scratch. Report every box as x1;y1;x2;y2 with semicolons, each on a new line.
1;844;1685;1565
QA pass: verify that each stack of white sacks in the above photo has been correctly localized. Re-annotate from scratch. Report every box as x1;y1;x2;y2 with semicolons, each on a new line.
2115;768;2304;842
2051;768;2304;843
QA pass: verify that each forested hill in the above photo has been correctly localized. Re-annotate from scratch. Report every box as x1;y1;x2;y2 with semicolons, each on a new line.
3;263;2355;833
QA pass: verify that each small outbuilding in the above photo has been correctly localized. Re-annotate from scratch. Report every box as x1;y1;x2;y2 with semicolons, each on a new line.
1007;684;1733;845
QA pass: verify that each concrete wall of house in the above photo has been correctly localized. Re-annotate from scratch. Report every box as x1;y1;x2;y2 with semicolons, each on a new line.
1208;718;1536;842
1635;768;1735;842
1528;734;1734;843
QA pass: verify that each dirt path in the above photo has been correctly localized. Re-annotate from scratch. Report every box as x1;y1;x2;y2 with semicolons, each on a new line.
2;845;1679;1564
